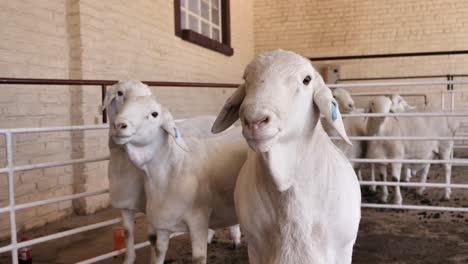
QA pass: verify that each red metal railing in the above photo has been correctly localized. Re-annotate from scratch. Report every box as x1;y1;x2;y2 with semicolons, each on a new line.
0;77;239;123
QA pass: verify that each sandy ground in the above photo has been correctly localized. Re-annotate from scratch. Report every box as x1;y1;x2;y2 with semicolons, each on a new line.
1;165;467;264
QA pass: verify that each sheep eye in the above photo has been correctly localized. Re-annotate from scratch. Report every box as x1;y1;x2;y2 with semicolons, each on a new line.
303;75;312;85
117;91;123;96
333;95;336;98
151;112;159;118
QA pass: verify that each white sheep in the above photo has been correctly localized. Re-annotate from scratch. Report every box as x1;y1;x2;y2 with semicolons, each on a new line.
212;50;361;264
368;94;418;192
333;87;357;114
323;88;367;181
366;95;456;204
103;81;241;264
111;96;247;264
389;95;422;183
103;80;151;264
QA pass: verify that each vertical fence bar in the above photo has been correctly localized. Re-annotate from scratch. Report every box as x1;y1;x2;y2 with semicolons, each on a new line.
451;89;455;112
441;91;445;110
6;132;19;264
101;85;107;124
449;75;455;111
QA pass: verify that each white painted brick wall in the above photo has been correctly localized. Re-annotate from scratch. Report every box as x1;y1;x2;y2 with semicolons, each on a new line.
253;0;468;109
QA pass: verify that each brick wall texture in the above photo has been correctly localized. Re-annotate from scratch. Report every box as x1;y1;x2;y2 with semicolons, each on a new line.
1;0;467;239
253;0;468;109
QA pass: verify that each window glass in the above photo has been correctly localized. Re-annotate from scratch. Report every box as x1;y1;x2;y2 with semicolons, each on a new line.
189;14;199;32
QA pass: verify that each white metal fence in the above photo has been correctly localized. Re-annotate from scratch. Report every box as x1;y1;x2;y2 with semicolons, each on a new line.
1;79;468;263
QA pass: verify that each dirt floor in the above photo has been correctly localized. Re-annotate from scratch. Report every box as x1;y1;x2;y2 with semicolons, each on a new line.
1;165;467;264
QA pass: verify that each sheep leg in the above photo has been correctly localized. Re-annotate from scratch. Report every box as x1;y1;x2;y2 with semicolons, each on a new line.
121;209;136;264
148;229;157;264
403;167;412;182
370;164;377;192
187;213;210;264
336;242;354;264
207;229;215;244
391;163;403;205
440;143;453;200
443;162;452;200
150;230;170;264
356;168;363;182
379;165;388;203
417;164;431;195
229;225;241;249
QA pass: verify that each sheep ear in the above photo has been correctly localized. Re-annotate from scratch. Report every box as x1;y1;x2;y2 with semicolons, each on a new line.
312;74;352;145
102;85;117;112
212;84;246;133
161;110;190;151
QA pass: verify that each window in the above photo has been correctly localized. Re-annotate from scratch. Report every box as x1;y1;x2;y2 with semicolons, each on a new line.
174;0;233;56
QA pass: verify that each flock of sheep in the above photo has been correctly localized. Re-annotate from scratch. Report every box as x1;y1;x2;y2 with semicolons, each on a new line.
102;50;458;264
329;84;459;206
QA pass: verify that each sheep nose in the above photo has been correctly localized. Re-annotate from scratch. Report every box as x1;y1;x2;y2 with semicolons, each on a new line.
114;121;128;130
244;116;270;131
348;103;354;108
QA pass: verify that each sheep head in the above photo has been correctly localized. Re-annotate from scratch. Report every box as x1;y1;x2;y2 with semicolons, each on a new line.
368;96;393;114
332;88;355;114
111;96;188;167
212;49;351;153
389;94;416;113
102;80;152;121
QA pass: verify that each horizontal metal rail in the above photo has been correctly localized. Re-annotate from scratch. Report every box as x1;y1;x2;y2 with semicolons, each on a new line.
309;50;468;61
348;90;467;96
0;189;109;214
339;74;468;82
0;77;239;88
338;75;452;82
76;241;151;264
0;217;122;254
0;156;110;174
330;136;468;141
359;181;468;189
341;112;468;117
328;80;468;88
349;158;468;165
0;124;108;134
362;203;468;212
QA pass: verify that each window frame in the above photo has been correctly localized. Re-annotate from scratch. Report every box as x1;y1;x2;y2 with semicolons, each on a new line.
174;0;233;56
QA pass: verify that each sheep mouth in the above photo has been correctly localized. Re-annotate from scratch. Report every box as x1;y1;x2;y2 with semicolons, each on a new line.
244;134;277;141
112;135;133;145
244;133;279;152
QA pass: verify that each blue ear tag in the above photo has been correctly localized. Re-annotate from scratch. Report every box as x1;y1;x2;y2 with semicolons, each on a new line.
331;102;337;122
173;127;179;139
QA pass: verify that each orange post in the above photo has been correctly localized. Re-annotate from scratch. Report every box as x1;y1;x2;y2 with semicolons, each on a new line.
113;225;126;250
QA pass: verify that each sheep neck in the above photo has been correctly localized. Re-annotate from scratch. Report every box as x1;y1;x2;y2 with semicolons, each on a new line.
128;133;185;192
256;117;334;262
258;110;318;191
366;116;386;136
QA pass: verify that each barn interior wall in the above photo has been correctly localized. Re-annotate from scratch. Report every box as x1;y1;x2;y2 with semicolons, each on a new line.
253;0;468;109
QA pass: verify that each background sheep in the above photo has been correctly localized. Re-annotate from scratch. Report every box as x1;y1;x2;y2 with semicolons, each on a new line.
212;50;361;264
111;96;247;264
366;95;456;204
